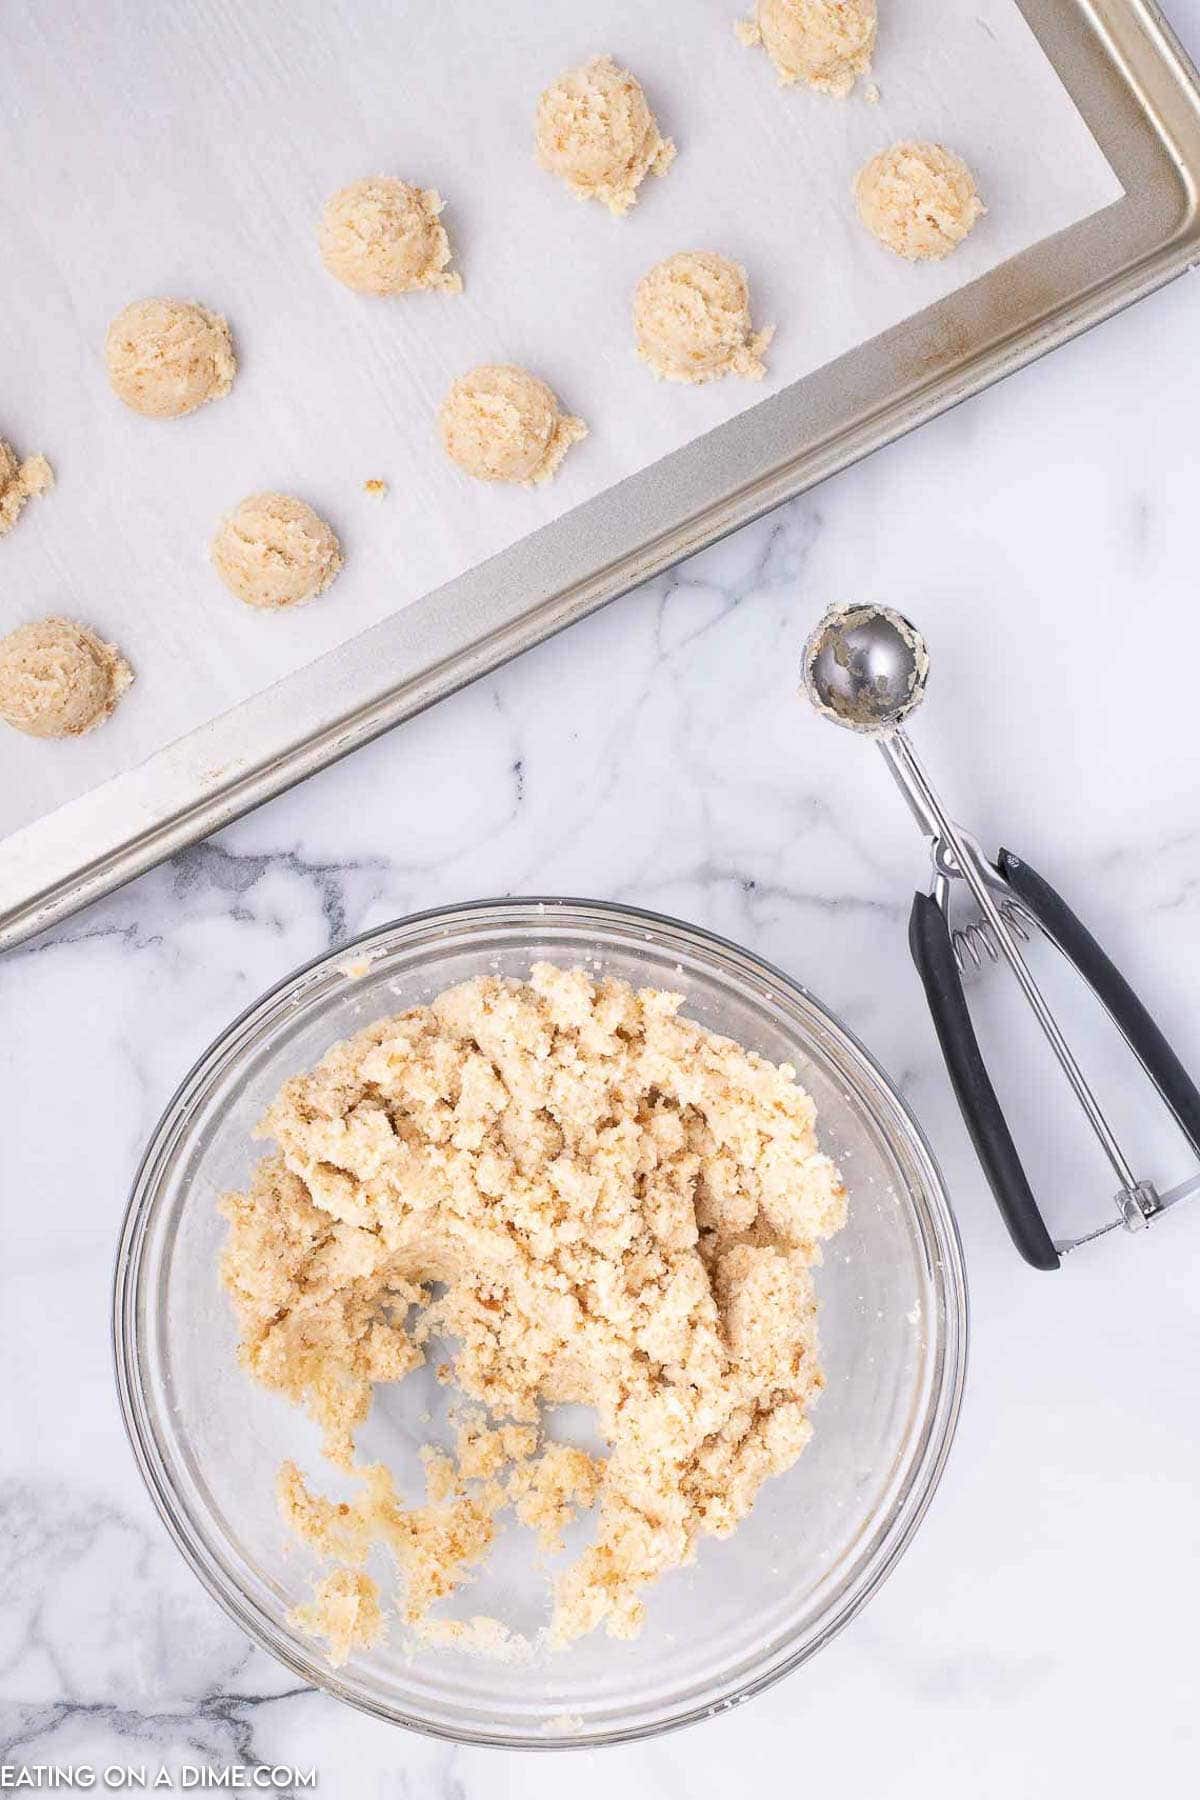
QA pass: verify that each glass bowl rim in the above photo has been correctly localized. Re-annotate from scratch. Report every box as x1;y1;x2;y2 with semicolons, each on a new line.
113;894;968;1750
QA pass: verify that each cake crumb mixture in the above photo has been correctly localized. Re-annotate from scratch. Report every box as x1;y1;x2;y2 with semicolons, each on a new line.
220;963;846;1652
289;1568;384;1668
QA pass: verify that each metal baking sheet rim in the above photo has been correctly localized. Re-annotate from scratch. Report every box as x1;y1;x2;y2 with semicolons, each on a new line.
2;0;1197;954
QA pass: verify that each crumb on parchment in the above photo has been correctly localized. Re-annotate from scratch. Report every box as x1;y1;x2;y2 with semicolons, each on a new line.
509;1443;604;1553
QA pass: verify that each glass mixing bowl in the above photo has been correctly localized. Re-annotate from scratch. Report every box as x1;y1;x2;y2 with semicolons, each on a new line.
114;898;966;1748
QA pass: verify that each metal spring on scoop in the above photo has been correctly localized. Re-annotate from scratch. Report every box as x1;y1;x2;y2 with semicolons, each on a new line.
951;899;1033;975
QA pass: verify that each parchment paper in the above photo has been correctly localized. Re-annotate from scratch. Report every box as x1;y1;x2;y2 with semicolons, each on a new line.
0;0;1122;836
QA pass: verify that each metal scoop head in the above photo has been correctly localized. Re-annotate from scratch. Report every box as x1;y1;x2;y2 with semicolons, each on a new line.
802;603;929;733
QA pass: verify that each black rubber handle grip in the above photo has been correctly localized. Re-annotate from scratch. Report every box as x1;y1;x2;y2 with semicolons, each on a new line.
998;848;1200;1159
909;890;1060;1270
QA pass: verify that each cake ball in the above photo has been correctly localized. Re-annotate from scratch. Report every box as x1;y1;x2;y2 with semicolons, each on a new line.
0;616;132;738
0;439;53;537
319;177;461;295
535;55;676;217
737;0;876;97
633;251;773;383
211;492;342;609
854;141;984;260
105;298;236;418
439;365;587;486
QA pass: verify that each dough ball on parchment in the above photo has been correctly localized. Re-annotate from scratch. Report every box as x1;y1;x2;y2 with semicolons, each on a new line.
105;298;236;419
634;251;773;384
0;616;132;739
319;177;461;295
0;440;54;537
439;365;587;486
535;54;676;217
736;0;876;98
210;492;343;610
854;141;985;260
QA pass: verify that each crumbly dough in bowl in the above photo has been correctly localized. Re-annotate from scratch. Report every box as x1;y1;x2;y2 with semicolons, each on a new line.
220;962;846;1653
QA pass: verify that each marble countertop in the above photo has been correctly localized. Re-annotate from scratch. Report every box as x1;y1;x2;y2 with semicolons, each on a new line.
4;8;1199;1793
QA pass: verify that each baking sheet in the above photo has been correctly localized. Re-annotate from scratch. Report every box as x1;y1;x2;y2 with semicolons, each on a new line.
0;0;1122;840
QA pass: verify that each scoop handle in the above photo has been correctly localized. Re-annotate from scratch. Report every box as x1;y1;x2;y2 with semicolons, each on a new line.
997;849;1200;1158
909;890;1060;1270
